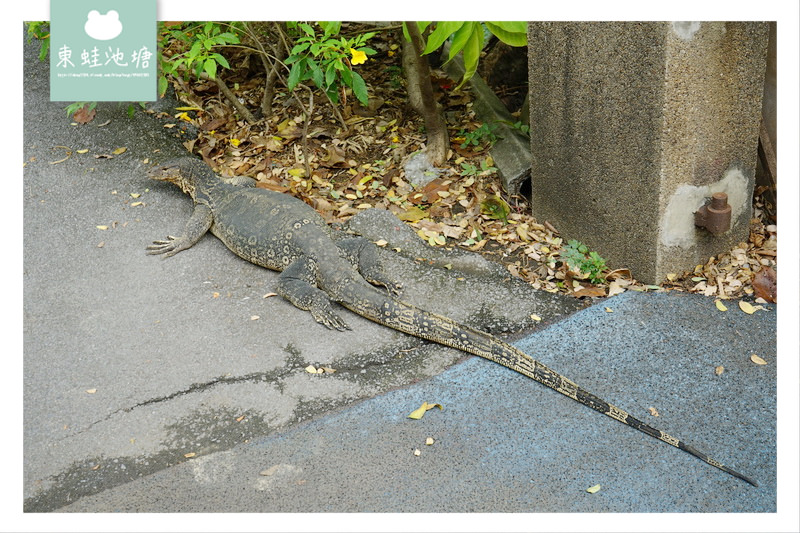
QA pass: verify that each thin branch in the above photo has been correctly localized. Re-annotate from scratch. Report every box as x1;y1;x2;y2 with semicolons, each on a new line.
301;86;314;179
198;71;259;125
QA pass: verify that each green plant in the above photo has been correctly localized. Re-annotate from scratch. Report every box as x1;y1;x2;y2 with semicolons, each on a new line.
285;22;376;106
505;119;530;136
27;21;50;62
385;65;404;89
458;122;499;149
158;21;242;96
561;240;607;284
459;157;497;177
406;21;527;88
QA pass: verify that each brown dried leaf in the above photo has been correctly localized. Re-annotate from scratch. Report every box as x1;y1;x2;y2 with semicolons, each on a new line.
200;116;228;131
605;268;632;281
571;286;606;298
73;104;96;124
752;267;776;303
320;144;350;168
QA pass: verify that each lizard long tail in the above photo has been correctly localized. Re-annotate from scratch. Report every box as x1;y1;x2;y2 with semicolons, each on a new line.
342;289;758;486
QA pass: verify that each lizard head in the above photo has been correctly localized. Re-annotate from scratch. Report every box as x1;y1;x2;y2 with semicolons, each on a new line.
147;158;199;197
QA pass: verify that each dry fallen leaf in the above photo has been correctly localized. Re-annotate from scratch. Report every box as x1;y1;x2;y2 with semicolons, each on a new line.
749;354;767;366
648;407;660;417
752;267;776;303
305;365;318;374
738;301;758;314
586;484;602;494
112;147;127;155
715;365;725;376
73;104;96;124
183;452;196;458
96;225;109;230
407;401;443;420
85;389;97;394
530;314;542;322
571;286;606;298
715;300;728;312
425;437;435;446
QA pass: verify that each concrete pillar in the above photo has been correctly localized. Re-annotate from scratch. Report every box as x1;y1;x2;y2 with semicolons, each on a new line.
527;22;769;284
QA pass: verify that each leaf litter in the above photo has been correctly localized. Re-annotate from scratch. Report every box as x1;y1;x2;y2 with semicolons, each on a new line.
159;22;777;303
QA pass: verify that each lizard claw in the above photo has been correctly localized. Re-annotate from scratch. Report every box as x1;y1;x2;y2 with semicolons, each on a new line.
311;308;351;331
147;236;187;257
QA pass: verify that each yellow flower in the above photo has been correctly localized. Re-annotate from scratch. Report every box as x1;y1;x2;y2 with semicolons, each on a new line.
350;48;367;65
230;138;241;147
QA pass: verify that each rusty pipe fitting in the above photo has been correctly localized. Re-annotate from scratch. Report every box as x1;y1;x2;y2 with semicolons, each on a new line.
694;192;732;235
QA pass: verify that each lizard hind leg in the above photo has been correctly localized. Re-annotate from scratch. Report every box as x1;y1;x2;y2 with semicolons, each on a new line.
337;237;403;296
275;256;351;331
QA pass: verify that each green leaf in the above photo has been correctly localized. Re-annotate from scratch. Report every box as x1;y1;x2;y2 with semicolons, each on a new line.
319;21;341;36
300;23;315;36
287;58;305;90
350;71;368;105
484;21;527;47
422;21;465;55
290;42;310;56
325;61;337;87
158;76;168;97
216;32;240;44
456;24;484;88
307;58;324;89
340;66;352;86
188;40;203;63
211;53;229;69
203;58;217;79
448;21;478;62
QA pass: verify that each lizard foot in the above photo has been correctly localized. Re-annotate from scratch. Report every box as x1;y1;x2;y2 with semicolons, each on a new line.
311;307;351;331
369;275;403;297
147;236;189;257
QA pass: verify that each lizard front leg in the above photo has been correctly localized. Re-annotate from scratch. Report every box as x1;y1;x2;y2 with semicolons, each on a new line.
337;237;403;296
147;203;213;257
276;256;351;331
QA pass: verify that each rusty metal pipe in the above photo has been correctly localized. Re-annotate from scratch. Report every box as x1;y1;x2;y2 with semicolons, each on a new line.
694;192;732;235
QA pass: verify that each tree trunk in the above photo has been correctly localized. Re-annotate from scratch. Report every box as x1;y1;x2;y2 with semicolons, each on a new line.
403;22;449;165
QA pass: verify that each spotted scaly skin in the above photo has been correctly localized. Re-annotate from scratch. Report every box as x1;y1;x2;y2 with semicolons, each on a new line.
147;156;757;487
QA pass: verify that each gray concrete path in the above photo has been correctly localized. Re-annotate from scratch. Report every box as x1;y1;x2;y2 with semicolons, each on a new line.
21;24;777;520
57;291;777;514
